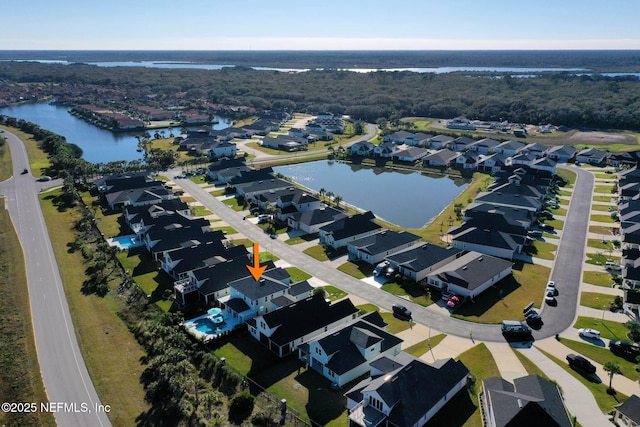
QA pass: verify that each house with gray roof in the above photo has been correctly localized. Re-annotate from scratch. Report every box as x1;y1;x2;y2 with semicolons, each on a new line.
519;142;548;158
347;230;422;265
482;375;572;427
349;140;375;156
428;135;455;149
545;145;577;162
373;142;399;158
247;293;359;357
614;394;640;427
464;203;535;229
385;243;463;282
474;191;542;212
161;241;248;280
575;147;609;165
455;151;482;169
287;206;347;234
422;148;459;167
530;156;557;174
468;138;501;154
298;311;402;387
447;136;477;152
233;178;292;199
494;140;526;157
319;211;382;249
510;151;537;167
426;251;513;299
451;227;525;260
345;352;469;427
393;146;430;163
105;184;173;211
478;153;510;172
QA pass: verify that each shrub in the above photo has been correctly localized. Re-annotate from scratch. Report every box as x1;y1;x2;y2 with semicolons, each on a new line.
229;391;255;422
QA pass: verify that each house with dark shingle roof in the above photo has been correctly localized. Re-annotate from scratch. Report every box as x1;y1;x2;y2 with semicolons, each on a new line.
234;178;292;199
519;142;548;158
614;394;640;427
455;151;482;169
247;293;359;357
428;134;455;149
124;199;191;233
575;147;609;165
319;211;382;249
530;156;557;174
474;191;542;212
451;227;525;260
494;140;526;157
298;311;402;387
160;241;248;280
478;153;510;172
347;230;422;265
144;227;224;261
345;352;469;427
287;206;347;234
468;138;501;154
448;136;477;152
393;146;430;162
426;251;513;299
545;145;577;162
385;243;463;282
482;375;572;427
422;148;459;167
105;184;173;211
464;203;535;230
349;140;375;156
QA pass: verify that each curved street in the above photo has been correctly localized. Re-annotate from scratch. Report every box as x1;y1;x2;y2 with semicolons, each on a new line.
172;163;593;342
0;130;110;427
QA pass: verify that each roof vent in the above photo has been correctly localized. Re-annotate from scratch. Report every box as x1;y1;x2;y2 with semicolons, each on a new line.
478;257;483;261
462;266;467;270
259;278;266;285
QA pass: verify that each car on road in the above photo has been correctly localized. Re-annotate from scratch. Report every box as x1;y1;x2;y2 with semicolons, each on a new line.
525;308;540;319
578;328;601;340
544;291;555;304
38;175;52;182
547;280;555;288
610;340;640;360
392;304;412;320
566;353;596;374
21;168;28;174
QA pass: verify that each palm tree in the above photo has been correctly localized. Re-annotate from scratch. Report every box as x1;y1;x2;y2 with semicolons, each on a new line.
334;195;343;208
319;187;326;201
604;361;622;392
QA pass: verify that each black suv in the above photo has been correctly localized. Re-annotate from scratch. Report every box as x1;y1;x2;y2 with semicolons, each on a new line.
566;353;596;374
610;340;640;360
392;304;412;320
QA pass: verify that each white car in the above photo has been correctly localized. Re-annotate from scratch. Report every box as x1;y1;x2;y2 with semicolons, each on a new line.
547;280;556;288
578;328;601;340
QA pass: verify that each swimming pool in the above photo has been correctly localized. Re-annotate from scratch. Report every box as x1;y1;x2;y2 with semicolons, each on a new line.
108;234;143;250
184;311;240;341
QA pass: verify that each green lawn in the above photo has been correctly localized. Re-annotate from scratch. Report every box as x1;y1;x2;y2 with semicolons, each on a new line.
403;334;446;358
452;262;550;324
212;225;238;235
556;168;577;187
319;286;348;301
284;233;319;245
594;185;616;194
589;225;616;235
590;214;616;224
591;204;612;212
559;338;639;381
426;343;499;427
222;197;248;212
284;266;312;283
573;316;631;341
379;312;415;334
587;238;616;251
585;253;620;266
303;244;330;261
381;280;435;307
356;303;378;313
230;238;253;248
537;347;628;413
527;240;557;260
337;261;373;279
580;292;619;310
556;189;573;197
191;205;213;217
550;206;568;216
583;271;615;287
593;195;615;203
209;188;226;197
512;350;552;381
546;218;565;230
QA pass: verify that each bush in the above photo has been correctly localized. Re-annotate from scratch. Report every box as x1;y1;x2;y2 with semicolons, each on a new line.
229;391;255;422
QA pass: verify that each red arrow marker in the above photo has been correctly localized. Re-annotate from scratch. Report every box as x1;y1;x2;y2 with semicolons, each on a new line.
246;242;267;281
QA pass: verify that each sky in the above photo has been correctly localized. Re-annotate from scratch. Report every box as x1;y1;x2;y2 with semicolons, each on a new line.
3;0;640;50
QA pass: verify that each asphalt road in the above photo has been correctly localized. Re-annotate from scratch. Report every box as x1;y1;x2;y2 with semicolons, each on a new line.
0;130;110;427
173;163;593;342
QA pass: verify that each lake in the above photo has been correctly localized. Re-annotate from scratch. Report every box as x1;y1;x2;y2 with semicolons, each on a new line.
0;103;232;163
273;161;469;229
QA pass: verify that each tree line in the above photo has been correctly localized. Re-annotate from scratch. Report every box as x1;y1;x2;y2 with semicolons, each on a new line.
2;61;640;130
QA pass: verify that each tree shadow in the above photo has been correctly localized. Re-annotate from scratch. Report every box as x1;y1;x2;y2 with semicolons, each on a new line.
295;368;355;426
424;388;477;427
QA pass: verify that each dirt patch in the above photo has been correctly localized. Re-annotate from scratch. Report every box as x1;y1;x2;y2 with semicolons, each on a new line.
568;131;637;146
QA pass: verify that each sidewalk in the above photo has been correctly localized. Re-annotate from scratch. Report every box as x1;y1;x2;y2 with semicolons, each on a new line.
484;341;527;383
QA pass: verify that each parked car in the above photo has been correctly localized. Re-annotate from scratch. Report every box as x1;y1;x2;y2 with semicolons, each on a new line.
525;308;540;319
578;328;601;340
566;353;596;374
392;304;412;320
545;286;556;297
544;291;555;304
373;261;390;277
547;280;556;288
610;340;640;360
447;295;461;308
21;168;28;174
605;261;621;271
539;210;554;220
38;175;52;182
441;291;454;302
539;223;555;231
527;230;543;238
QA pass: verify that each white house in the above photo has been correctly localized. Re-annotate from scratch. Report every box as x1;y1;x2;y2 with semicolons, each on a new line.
347;230;422;265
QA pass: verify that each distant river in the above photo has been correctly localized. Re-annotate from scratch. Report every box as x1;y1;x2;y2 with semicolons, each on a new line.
273;160;469;229
0;103;232;163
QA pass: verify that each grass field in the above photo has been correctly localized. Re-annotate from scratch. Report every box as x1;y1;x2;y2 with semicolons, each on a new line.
0;199;55;427
403;334;446;358
337;260;372;279
585;253;620;266
40;190;149;426
0;134;12;181
284;233;319;245
587;238;616;251
590;214;616;224
559;338;638;381
583;271;616;287
556;168;577;187
1;126;51;177
303;244;331;261
591;204;612;212
381;280;435;307
284;266;312;283
580;292;618;310
452;262;550;324
573;316;630;341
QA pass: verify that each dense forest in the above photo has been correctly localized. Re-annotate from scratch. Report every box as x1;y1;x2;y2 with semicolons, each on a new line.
2;59;640;129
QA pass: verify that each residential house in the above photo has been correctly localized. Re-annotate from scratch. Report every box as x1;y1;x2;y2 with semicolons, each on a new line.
347;230;422;265
613;394;640;427
455;151;482;169
243;118;280;136
384;130;414;144
209;127;251;141
422;149;459;167
247;293;359;357
261;134;307;151
510;151;537;168
474;191;542;212
227;168;275;187
530;157;557;174
468;138;501;154
207;141;237;159
345;352;470;427
451;227;525;260
482;375;572;427
448;212;528;242
518;142;548;158
373;142;399;158
385;243;463;282
124;199;191;233
493;140;526;157
545;145;577;163
287;207;347;234
575;147;609;165
447;136;477;152
299;311;402;387
234;178;293;199
428;135;454;149
464;203;535;230
319;211;382;249
224;267;292;323
349;141;375;156
392;147;430;163
623;223;640;250
447;117;476;130
426;251;513;299
619;182;640;202
478;153;509;173
206;157;250;183
610;152;640;168
288;127;309;138
160;241;248;280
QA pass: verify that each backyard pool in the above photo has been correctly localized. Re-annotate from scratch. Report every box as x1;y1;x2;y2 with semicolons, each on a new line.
183;310;239;341
108;234;144;250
